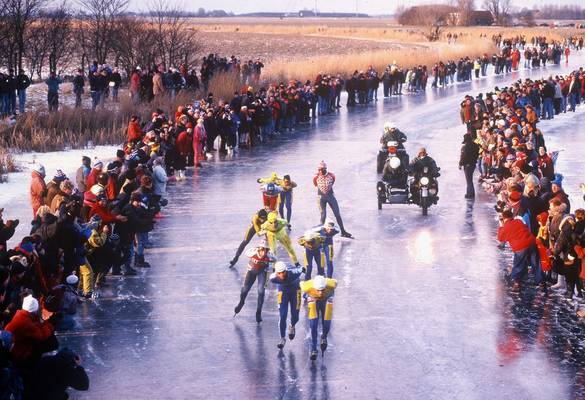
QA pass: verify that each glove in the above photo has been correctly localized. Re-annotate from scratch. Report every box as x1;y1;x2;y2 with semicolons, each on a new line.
256;178;262;183
47;312;63;326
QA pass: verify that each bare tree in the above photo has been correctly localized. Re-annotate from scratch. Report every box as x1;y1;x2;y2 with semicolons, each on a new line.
2;0;45;71
454;0;475;26
111;16;158;75
484;0;512;26
24;25;48;78
148;0;200;69
397;5;449;41
43;2;73;74
76;0;128;65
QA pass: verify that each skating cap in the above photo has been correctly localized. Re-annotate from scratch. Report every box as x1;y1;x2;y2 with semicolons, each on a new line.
317;161;327;170
267;212;277;223
325;219;335;227
266;183;276;192
313;275;327;290
93;160;103;170
304;231;319;241
274;261;287;273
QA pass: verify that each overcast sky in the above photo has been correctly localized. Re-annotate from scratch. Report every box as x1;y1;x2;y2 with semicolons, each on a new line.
128;1;584;14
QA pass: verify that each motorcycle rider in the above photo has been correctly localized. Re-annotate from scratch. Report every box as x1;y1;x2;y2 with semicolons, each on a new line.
269;261;303;350
313;161;352;238
378;121;408;173
229;209;268;268
409;147;440;203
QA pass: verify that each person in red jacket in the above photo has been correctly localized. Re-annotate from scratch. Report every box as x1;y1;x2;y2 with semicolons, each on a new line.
127;115;143;143
497;209;543;290
85;160;103;190
5;294;57;367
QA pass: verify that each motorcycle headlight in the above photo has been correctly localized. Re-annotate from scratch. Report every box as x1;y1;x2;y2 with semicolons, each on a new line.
389;157;401;169
420;177;430;185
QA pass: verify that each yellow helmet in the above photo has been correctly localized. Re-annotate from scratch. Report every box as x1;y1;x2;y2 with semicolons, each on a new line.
267;212;277;223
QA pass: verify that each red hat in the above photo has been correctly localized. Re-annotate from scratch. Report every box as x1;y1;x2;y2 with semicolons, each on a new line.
537;211;548;225
509;191;522;202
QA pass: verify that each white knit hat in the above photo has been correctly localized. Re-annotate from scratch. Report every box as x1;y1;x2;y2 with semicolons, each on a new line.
313;275;327;290
274;261;287;273
22;294;39;313
66;274;79;286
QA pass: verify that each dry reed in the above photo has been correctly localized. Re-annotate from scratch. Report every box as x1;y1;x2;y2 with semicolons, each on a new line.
262;41;498;83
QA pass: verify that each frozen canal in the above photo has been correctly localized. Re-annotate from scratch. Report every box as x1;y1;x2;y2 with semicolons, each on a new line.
4;55;585;399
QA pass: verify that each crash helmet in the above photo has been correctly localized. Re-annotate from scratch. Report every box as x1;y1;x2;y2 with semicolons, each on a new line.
383;121;395;131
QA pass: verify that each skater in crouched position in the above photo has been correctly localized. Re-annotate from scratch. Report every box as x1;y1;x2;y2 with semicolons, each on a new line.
300;275;337;361
234;240;276;323
269;261;303;350
260;212;300;267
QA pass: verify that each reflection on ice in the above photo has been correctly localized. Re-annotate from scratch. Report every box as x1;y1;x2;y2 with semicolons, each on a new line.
413;230;434;265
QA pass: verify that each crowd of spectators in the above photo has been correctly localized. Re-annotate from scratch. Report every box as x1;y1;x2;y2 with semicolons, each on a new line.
458;68;585;314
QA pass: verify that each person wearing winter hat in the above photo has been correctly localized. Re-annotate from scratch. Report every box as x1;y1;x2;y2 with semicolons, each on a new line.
44;170;68;208
317;220;340;278
229;209;269;268
5;294;58;365
313;161;352;238
85;160;103;190
30;164;47;217
269;261;303;349
233;240;276;323
550;174;571;213
300;275;337;360
497;209;543;292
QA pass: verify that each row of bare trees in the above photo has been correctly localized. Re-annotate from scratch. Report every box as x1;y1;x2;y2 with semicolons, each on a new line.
0;0;200;80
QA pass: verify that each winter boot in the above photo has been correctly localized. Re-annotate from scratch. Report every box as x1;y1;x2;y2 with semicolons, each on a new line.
551;275;566;291
135;255;150;268
288;325;296;340
340;231;353;238
228;259;237;268
277;338;286;350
